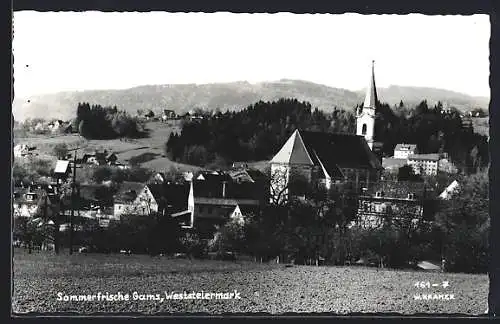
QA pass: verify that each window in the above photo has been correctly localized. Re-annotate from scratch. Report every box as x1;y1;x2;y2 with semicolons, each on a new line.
208;207;213;214
362;124;367;135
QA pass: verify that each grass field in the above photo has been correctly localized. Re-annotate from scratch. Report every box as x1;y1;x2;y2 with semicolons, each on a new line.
13;121;200;173
12;248;488;315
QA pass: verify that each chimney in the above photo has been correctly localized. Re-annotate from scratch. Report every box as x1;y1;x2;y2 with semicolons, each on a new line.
222;181;227;198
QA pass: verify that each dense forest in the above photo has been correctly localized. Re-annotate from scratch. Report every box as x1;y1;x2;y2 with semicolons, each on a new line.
166;98;489;174
75;102;147;139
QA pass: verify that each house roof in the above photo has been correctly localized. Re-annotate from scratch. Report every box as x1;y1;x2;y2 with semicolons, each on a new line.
408;154;440;162
145;182;191;212
366;181;429;199
54;160;70;174
300;130;382;171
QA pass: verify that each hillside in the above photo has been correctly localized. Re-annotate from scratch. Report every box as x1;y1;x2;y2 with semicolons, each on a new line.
13;120;202;175
12;80;489;121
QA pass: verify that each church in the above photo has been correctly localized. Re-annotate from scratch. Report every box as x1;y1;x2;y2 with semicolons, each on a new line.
269;61;383;203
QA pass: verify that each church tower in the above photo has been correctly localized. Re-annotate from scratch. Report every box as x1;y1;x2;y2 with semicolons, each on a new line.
356;60;378;150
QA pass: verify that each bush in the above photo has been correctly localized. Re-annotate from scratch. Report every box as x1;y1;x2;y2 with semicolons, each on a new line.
179;232;208;259
53;143;69;160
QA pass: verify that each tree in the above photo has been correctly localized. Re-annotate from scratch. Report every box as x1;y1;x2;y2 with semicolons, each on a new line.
435;170;488;273
53;143;68;160
179;232;207;259
145;110;155;118
398;165;422;182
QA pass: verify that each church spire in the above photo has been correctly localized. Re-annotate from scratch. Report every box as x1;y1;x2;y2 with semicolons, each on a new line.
363;60;378;109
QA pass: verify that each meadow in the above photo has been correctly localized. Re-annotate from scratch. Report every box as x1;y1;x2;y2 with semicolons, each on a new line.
12;248;488;315
13;121;200;173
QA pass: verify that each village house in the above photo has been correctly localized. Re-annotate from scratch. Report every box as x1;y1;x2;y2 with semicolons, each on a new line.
53;160;71;183
231;162;249;169
162;109;177;121
193;197;259;227
59;184;115;223
79;151;118;166
13;183;58;218
13;144;36;158
13;188;43;218
113;181;159;218
354;181;430;229
47;120;66;133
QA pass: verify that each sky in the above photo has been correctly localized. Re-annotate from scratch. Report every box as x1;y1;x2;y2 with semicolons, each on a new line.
12;12;490;98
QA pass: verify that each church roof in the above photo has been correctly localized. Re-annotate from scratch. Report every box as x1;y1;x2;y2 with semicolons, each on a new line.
270;129;314;165
300;131;383;171
363;60;378;109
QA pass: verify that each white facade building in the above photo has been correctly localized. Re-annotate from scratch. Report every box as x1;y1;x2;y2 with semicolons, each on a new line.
394;144;417;159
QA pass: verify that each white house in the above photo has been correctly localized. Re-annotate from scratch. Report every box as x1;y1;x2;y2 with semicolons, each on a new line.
113;182;159;218
394;144;418;159
14;144;30;158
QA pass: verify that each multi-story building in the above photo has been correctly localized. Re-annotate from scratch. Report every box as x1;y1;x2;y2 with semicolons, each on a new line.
393;144;418;159
407;153;441;176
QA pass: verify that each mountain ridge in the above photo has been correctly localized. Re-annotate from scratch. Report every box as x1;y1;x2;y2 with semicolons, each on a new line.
12;80;490;121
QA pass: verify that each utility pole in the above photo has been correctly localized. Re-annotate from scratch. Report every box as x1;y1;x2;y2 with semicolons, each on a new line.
69;151;77;255
67;147;83;255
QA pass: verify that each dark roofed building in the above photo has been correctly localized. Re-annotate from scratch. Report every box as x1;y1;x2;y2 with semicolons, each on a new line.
269;129;382;203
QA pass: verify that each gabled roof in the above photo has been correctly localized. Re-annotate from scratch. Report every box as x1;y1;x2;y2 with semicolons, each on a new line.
54;160;70;174
366;181;428;199
300;130;382;171
363;60;378;110
270;129;314;165
145;182;191;213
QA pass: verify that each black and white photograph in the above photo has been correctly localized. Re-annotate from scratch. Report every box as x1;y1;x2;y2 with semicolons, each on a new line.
11;11;491;315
